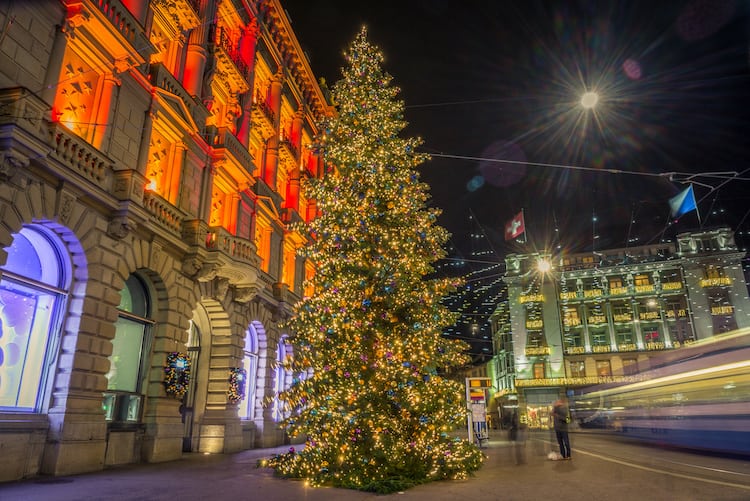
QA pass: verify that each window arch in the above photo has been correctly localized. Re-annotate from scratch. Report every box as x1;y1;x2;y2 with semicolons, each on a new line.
272;336;292;422
103;274;154;423
238;323;259;420
0;226;70;412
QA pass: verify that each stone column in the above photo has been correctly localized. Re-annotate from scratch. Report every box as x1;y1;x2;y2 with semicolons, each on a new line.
91;72;120;150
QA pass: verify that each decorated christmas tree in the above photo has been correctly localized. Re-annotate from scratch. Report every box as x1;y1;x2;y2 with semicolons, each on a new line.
267;28;483;493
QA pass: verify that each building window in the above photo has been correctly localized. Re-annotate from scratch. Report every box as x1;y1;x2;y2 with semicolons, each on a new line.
533;362;545;379
590;329;609;347
0;227;69;411
615;327;634;346
708;289;737;334
642;326;662;344
569;361;585;378
239;324;259;420
272;337;292;421
633;274;651;287
595;360;612;377
564;331;582;349
561;305;581;327
705;264;724;279
612;302;633;322
660;269;682;283
103;274;153;423
527;331;545;348
622;359;638;376
608;276;623;289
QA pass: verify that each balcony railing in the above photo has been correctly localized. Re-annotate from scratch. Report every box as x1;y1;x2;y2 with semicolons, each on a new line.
711;305;734;316
587;315;607;325
638;311;660;320
211;126;254;171
525;346;551;356
91;0;145;50
143;190;184;235
48;122;110;187
526;320;543;330
700;277;732;288
251;91;276;138
661;281;682;291
565;346;585;355
205;226;257;266
216;26;249;77
520;293;544;303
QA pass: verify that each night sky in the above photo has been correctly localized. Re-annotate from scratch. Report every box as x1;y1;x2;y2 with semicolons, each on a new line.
281;0;750;359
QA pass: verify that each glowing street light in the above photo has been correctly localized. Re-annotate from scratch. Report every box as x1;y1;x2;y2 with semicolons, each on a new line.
580;90;599;109
537;258;552;273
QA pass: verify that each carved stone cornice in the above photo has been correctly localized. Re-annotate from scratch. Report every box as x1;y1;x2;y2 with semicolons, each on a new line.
0;152;28;184
234;284;261;303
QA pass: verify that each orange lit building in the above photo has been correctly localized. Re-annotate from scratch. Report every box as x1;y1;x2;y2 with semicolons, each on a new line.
0;0;331;481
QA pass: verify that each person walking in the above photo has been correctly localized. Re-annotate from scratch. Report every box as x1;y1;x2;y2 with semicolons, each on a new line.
552;398;571;460
509;410;526;465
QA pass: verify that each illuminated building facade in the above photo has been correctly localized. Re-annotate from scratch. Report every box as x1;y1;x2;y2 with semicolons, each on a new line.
0;0;331;481
487;301;517;427
502;227;750;429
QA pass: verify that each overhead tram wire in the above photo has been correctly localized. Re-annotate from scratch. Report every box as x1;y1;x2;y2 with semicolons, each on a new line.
426;152;749;183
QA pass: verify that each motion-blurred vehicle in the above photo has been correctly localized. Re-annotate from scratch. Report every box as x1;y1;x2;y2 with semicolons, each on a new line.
571;328;750;456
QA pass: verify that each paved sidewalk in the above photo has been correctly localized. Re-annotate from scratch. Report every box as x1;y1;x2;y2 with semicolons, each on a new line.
1;432;747;500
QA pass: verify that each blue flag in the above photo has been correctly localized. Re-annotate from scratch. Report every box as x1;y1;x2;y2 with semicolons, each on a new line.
669;185;697;218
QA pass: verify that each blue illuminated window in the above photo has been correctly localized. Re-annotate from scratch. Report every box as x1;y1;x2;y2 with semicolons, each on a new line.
0;227;69;412
238;324;259;420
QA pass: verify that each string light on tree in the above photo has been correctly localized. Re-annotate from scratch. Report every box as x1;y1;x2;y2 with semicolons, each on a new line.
266;27;483;493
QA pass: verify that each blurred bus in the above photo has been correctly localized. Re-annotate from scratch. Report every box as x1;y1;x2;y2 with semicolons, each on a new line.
571;328;750;456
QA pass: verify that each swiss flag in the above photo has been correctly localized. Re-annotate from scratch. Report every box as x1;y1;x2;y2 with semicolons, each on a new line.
504;211;525;241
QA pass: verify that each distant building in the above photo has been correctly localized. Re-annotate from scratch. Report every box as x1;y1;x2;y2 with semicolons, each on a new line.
501;227;750;429
487;301;517;427
0;0;332;482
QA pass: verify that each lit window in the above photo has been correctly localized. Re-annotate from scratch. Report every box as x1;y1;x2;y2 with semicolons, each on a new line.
0;227;69;411
634;274;650;286
569;361;585;378
596;360;611;377
239;324;259;420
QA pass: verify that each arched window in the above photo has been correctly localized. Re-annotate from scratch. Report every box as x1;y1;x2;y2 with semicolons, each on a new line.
272;337;292;422
238;324;259;420
103;274;153;423
0;227;69;412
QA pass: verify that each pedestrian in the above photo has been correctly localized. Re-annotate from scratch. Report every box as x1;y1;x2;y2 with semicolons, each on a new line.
509;410;526;465
552;398;571;460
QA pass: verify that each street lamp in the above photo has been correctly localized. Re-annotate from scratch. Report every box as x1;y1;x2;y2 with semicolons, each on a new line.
537;257;552;274
580;91;599;109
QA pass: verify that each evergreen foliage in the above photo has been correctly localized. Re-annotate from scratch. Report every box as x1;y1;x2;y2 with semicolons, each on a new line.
267;28;483;493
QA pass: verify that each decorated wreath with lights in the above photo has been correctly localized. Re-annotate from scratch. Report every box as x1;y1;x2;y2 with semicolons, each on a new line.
227;367;247;404
163;352;191;399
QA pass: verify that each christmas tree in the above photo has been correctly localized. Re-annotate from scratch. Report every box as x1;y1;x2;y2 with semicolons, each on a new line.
267;28;483;493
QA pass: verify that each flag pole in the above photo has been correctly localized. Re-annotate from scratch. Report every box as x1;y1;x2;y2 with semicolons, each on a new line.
695;194;702;228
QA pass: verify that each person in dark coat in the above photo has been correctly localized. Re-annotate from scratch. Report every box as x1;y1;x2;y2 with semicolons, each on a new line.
552;399;571;459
